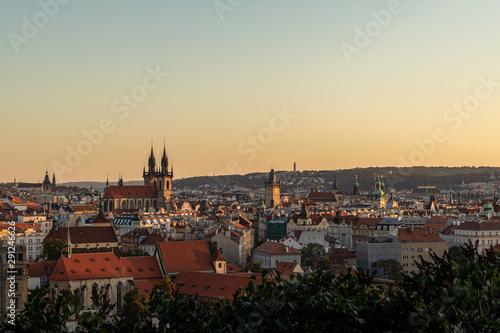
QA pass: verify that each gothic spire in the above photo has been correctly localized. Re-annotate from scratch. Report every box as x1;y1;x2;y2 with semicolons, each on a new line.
161;140;168;174
333;172;339;191
66;222;72;259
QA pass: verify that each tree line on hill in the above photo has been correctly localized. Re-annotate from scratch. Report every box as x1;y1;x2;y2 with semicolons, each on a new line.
172;166;500;193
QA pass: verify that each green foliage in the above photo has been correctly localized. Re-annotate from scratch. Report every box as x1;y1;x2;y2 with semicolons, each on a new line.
121;248;150;257
205;240;220;257
377;258;403;281
123;288;149;323
60;289;81;309
1;288;79;333
40;238;66;261
4;241;500;332
243;259;263;273
301;243;331;271
448;245;467;264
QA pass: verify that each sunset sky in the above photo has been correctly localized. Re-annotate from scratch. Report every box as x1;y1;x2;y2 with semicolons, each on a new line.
2;0;500;183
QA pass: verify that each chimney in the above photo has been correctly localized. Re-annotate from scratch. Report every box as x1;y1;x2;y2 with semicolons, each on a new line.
226;231;231;238
285;246;289;252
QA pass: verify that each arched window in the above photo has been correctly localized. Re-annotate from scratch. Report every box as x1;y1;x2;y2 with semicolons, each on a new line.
145;200;150;209
92;283;99;306
129;200;134;210
117;282;123;310
167;181;170;189
81;286;87;307
109;201;114;212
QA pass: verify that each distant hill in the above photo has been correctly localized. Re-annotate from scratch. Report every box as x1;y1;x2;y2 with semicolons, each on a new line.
59;166;500;193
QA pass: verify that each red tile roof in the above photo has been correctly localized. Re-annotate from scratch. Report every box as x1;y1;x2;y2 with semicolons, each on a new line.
0;222;40;232
227;264;242;273
354;218;383;228
156;240;214;275
45;226;118;245
174;271;262;301
253;241;300;255
8;196;24;205
213;249;226;262
26;201;43;211
307;192;337;202
397;228;445;244
133;279;155;295
274;262;303;276
454;221;500;231
28;260;57;278
121;256;162;280
140;233;164;246
50;253;133;281
328;248;356;263
103;185;157;199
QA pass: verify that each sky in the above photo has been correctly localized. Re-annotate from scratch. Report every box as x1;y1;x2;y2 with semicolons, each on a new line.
2;0;500;183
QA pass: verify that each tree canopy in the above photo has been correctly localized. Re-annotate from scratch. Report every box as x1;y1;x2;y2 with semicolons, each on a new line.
377;258;403;281
39;238;66;261
3;241;500;332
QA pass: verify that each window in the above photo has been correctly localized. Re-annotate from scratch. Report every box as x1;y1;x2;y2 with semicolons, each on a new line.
403;248;408;252
411;256;415;259
28;239;33;244
411;248;415;252
117;283;122;310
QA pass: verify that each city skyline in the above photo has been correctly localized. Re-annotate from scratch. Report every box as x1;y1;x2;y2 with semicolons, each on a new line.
3;0;500;183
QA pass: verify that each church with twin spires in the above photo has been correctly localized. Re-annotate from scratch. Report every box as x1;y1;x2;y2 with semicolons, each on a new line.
102;143;174;213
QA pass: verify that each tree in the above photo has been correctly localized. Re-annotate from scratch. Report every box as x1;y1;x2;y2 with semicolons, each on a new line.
121;248;150;257
376;258;403;281
448;245;467;263
206;240;220;257
60;288;81;309
151;276;176;302
301;243;331;271
243;259;263;273
123;288;149;323
40;238;66;261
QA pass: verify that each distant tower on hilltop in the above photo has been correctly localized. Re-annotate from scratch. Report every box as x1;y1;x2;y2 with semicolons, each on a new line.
353;175;360;197
293;162;296;172
265;168;280;208
52;173;56;188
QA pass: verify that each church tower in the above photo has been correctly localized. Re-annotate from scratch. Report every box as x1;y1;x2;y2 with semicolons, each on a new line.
353;175;360;197
264;168;280;208
42;169;51;192
143;142;157;186
157;142;174;211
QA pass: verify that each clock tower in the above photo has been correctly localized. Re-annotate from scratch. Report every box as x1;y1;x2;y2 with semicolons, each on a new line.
264;168;280;208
